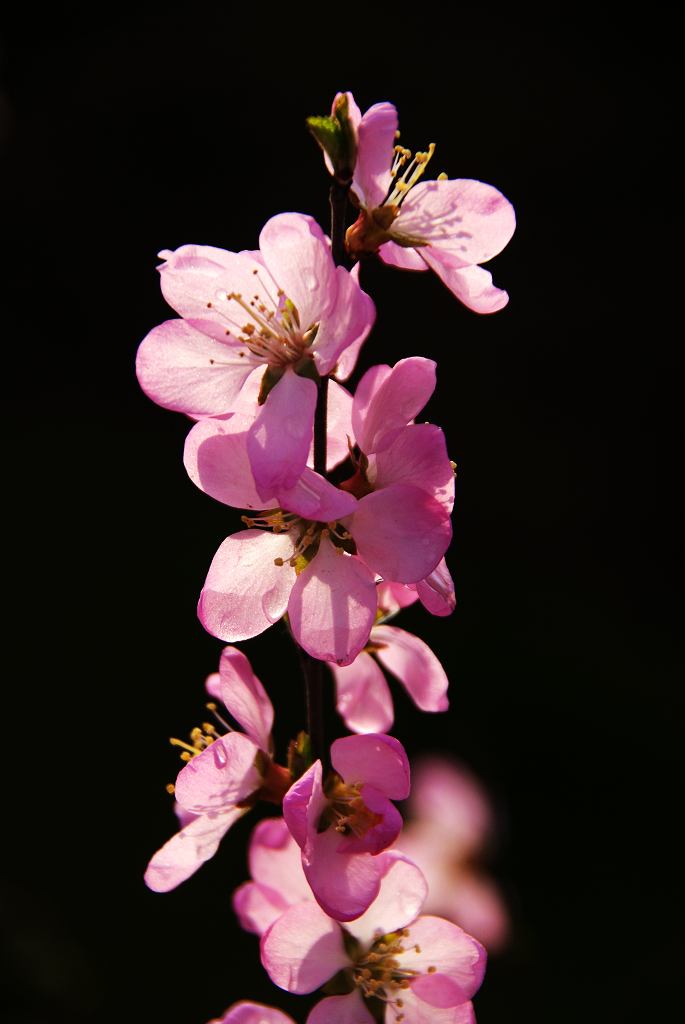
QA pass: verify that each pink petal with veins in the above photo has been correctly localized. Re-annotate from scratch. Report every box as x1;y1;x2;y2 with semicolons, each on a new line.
352;102;398;208
421;250;509;314
136;319;258;417
259;213;337;329
332;651;395;733
372;423;455;513
399;178;516;267
261;901;348;994
247;370;318;500
198;531;295;642
174;731;261;815
353;357;437;455
288;538;376;666
214;646;273;752
350;483;452;584
144;807;245;893
373;625;449;713
331;733;410;800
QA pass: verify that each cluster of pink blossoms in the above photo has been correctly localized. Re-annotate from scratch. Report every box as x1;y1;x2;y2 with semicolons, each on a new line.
138;90;514;1022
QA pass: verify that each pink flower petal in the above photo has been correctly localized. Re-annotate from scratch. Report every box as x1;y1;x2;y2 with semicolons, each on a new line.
372;424;455;514
158;245;271;339
332;265;371;381
214;646;273;752
174;731;261;814
248;818;310;907
402;916;486;1005
282;761;321;849
373;625;449;714
353;102;397;208
331;733;410;800
259;213;337;330
391;989;475;1023
408;759;493;855
302;825;381;921
440;870;510;952
376;580;420;616
278;470;358;522
198;530;295;643
332;651;395;734
416;558;456;617
398;178;516;266
306;991;375;1024
421;251;509;314
378;240;429;271
288;538;377;666
261;901;348;994
184;415;276;511
232;880;290;936
136;319;259;417
313;265;375;377
247;370;318;500
144;807;244;892
353;358;436;455
351;483;452;584
347;851;428;949
220;1001;297;1024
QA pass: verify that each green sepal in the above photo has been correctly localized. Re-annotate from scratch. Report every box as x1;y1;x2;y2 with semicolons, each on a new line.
293;354;320;383
257;364;285;405
307;93;357;183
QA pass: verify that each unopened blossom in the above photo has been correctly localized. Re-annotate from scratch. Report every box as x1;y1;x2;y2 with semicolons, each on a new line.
396;758;510;951
136;212;375;497
261;847;485;1024
209;1002;295;1024
282;733;410;921
332;621;449;734
337;93;515;313
184;368;452;664
145;647;289;892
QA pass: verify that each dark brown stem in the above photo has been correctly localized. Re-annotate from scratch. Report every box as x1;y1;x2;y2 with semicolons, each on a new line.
300;182;349;766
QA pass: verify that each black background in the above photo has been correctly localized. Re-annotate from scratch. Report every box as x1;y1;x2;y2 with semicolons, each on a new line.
2;12;682;1024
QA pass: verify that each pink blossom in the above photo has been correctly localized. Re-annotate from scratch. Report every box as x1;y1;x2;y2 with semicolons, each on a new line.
340;94;515;313
185;366;452;664
136;212;375;497
261;848;485;1024
332;622;449;734
282;734;410;921
145;647;289;893
395;758;510;951
209;1003;295;1024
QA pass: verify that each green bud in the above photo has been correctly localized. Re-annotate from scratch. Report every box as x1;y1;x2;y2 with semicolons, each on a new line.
307;92;357;183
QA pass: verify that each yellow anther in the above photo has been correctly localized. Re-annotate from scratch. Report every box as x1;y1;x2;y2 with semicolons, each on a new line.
427;964;436;972
242;323;255;335
206;702;217;712
166;783;175;794
438;172;448;180
180;751;192;762
274;557;284;566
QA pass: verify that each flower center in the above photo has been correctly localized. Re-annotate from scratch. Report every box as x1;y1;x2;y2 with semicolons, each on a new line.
240;510;355;571
319;775;383;838
352;928;427;1020
167;701;232;766
206;266;319;367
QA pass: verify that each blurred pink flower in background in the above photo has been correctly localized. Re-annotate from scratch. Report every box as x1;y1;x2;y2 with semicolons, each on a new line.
395;757;510;951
